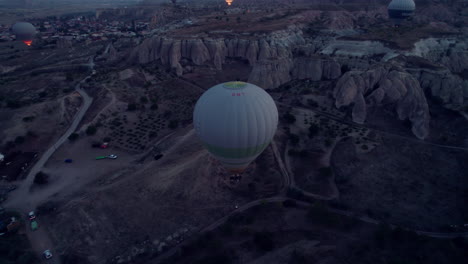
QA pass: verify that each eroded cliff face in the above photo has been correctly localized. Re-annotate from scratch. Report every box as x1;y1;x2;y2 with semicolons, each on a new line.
408;38;468;74
414;69;468;111
334;64;430;139
129;28;305;75
247;56;342;88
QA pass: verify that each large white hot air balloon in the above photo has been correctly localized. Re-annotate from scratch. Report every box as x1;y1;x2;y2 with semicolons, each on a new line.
11;22;36;46
388;0;415;25
193;81;278;174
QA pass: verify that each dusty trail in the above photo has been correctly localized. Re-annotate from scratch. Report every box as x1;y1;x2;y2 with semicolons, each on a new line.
4;57;95;264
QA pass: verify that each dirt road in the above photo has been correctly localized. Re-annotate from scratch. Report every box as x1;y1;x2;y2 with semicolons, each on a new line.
4;59;95;264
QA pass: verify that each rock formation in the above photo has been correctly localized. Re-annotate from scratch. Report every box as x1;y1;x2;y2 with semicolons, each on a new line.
129;27;305;76
333;63;430;139
408;38;468;74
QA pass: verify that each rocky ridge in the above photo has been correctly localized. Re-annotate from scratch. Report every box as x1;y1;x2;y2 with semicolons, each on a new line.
333;63;430;139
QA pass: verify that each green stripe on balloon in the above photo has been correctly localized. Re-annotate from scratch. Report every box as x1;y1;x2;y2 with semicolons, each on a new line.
202;141;271;159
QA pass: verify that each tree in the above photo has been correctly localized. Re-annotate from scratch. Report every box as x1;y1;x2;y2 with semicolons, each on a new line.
288;133;299;145
253;232;275;251
150;103;158;110
86;126;97;135
66;72;74;81
283;112;296;124
34;171;49;185
68;133;79;141
283;199;297;207
127;103;137;111
6;100;21;109
168;120;179;129
307;99;318;108
14;136;25;144
237;17;241;23
319;167;332;178
308;124;319;138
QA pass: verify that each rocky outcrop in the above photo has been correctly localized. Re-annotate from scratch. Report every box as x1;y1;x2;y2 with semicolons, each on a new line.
248;58;294;89
334;64;430;139
129;28;305;76
248;56;341;89
410;68;468;111
408;38;468;74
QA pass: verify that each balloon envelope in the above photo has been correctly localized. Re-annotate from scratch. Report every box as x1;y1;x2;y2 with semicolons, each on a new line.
388;0;415;23
11;22;36;46
193;81;278;173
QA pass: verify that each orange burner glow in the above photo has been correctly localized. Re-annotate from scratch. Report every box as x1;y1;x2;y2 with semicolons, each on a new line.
226;0;233;6
23;40;32;46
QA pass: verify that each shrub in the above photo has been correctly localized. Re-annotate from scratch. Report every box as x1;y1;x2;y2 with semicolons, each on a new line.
282;199;297;208
308;124;319;137
22;116;35;122
86;126;97;135
288;133;300;145
253;232;275;251
319;167;332;178
168;120;179;129
34;171;49;185
14;136;25;144
68;133;79;141
150;103;158;110
127;103;137;111
6;100;21;109
283;112;296;124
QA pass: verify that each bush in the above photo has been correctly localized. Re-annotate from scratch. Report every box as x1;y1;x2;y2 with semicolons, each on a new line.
318;167;332;178
86;126;97;135
6;100;21;109
140;96;148;104
22;116;35;122
283;112;296;124
68;133;79;141
307;99;319;107
14;136;25;144
282;199;297;208
150;103;158;110
168;120;179;129
288;133;300;145
308;124;319;138
253;232;275;251
34;171;49;185
127;103;137;111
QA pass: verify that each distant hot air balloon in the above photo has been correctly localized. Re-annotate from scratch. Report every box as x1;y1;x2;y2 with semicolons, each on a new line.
11;22;36;46
226;0;233;6
193;81;278;174
388;0;415;25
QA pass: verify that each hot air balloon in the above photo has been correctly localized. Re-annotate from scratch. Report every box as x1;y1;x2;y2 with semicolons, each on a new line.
193;81;278;175
226;0;233;6
388;0;415;26
11;22;36;46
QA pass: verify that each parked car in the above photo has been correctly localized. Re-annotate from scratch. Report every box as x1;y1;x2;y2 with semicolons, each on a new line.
108;154;118;159
28;211;36;221
31;220;38;231
43;249;53;259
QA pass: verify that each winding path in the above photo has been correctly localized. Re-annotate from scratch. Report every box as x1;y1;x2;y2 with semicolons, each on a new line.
4;57;95;264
